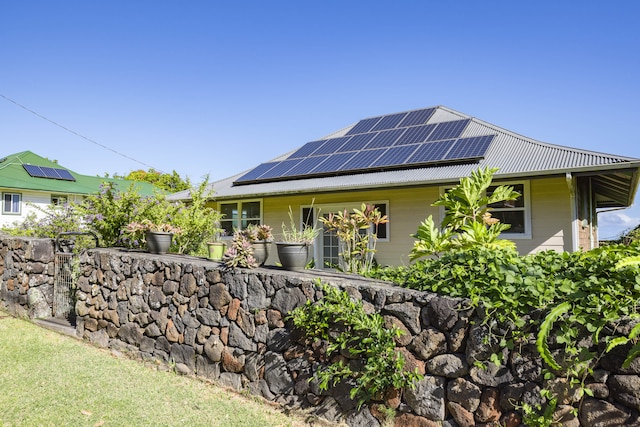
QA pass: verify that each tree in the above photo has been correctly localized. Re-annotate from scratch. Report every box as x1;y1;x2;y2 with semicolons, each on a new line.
121;169;191;192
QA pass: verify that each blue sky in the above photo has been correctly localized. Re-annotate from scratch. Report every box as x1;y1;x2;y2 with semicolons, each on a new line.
2;1;639;239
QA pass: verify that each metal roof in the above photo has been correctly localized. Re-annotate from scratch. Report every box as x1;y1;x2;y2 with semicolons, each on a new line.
170;106;640;208
0;151;158;196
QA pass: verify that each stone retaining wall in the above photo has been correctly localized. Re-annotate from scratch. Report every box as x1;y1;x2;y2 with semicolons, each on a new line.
1;235;639;426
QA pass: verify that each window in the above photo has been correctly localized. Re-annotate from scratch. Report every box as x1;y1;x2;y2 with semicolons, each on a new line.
487;182;530;236
2;193;21;214
439;181;530;238
51;195;67;206
219;200;262;236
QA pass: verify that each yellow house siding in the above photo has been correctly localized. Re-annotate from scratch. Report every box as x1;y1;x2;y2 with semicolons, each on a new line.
216;175;578;267
518;177;572;254
260;187;441;267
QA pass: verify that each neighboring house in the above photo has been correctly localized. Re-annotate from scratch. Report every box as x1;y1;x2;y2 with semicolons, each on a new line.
171;106;640;268
0;150;157;228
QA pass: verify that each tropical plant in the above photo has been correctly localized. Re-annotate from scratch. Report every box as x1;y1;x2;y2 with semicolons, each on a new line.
279;205;320;244
319;203;388;274
410;166;520;260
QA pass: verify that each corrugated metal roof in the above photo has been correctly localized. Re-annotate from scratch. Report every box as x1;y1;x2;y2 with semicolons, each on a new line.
0;151;158;196
169;106;640;207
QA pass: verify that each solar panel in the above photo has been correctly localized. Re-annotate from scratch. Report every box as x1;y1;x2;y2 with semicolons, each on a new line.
371;145;418;167
398;108;436;127
55;169;76;181
255;159;301;179
345;117;381;135
336;133;377;152
446;135;494;160
288;140;326;159
408;140;456;163
371;113;407;131
338;149;386;170
233;108;496;185
23;164;76;181
312;137;351;156
427;119;470;141
23;164;47;178
310;152;355;173
395;124;437;145
284;155;330;176
366;128;405;149
236;162;279;182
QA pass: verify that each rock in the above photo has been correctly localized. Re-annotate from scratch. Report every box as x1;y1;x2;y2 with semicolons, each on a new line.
344;406;381;427
272;287;307;315
221;348;245;373
170;343;196;371
384;315;412;346
247;275;269;309
27;288;51;319
204;335;224;362
447;377;481;412
409;327;448;360
384;302;421;334
175;363;191;376
426;353;468;378
447;401;474;427
267;328;292;353
427;297;463;331
393;413;441;427
475;387;501;423
264;351;294;395
229;322;257;352
579;397;630;427
608;375;640;411
404;375;446;421
469;361;514;387
209;283;232;310
195;307;221;326
117;322;142;345
179;273;197;297
218;372;242;391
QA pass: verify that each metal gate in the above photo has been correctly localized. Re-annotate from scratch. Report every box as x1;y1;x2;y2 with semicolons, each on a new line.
54;232;98;319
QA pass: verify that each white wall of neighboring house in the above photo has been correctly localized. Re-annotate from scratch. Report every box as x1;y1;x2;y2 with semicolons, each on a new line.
0;189;83;228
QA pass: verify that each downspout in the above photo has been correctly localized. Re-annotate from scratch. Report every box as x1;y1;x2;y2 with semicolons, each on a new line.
588;176;595;249
566;172;579;252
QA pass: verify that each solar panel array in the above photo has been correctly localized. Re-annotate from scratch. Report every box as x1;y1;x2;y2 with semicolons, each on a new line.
23;164;76;181
235;108;495;184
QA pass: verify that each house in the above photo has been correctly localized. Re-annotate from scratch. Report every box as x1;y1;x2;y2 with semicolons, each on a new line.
0;150;157;228
171;106;640;268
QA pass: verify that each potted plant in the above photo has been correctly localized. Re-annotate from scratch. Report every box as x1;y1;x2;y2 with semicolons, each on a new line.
125;219;182;255
223;224;273;268
207;229;227;261
276;206;320;271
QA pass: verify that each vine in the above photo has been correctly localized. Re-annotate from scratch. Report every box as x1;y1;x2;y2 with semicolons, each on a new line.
288;281;422;408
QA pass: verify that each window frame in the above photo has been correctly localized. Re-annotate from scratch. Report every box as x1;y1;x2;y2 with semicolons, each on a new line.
51;194;68;206
2;192;22;215
438;180;531;239
217;199;263;237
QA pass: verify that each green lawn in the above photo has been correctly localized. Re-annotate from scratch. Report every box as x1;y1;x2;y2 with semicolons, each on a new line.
0;311;315;427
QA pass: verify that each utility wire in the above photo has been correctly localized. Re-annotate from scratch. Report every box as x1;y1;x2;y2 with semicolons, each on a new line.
1;93;160;171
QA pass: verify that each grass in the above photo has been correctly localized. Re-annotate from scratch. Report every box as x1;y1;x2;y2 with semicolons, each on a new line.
0;311;318;427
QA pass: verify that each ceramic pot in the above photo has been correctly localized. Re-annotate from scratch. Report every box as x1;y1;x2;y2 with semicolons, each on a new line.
146;231;173;255
251;241;271;266
275;242;310;271
207;242;226;261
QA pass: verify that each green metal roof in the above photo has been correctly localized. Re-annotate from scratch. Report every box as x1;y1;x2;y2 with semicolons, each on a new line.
0;151;158;196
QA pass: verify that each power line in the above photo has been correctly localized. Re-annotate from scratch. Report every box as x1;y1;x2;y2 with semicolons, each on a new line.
0;93;160;171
